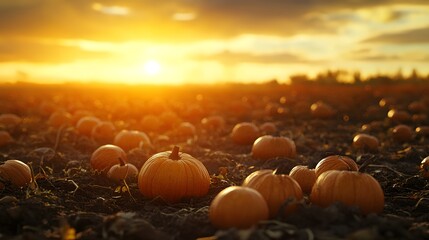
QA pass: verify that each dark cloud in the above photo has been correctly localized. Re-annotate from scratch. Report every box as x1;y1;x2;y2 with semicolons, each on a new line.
191;50;316;65
363;26;429;44
0;39;110;63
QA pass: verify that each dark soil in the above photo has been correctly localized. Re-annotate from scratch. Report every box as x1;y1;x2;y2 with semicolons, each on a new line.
0;82;429;240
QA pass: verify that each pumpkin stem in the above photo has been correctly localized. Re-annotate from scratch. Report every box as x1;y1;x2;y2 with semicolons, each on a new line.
169;146;181;160
118;157;126;166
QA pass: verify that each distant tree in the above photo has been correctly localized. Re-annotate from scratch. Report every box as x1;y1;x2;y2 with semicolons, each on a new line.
289;74;310;84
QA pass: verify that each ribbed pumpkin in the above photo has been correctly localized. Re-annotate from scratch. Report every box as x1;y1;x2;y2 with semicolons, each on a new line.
0;131;13;147
0;160;32;187
231;122;260;145
242;169;303;217
209;186;269;229
107;158;138;181
114;130;151;152
315;155;358;178
310;170;384;214
252;135;296;160
289;165;316;194
138;146;210;203
352;133;379;152
90;144;128;172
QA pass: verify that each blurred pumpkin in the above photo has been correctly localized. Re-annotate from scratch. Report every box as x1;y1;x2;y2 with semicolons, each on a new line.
352;133;379;152
201;115;225;131
412;114;427;123
0;160;32;187
48;110;72;128
91;121;116;144
315;155;358;178
113;130;151;152
242;169;303;217
259;122;277;135
310;101;335;119
387;109;411;123
0;131;13;147
378;97;395;108
289;165;316;194
392;124;413;143
0;113;21;128
415;126;429;136
71;110;93;125
107;158;138;181
175;122;196;138
90;144;128;172
231;122;260;145
138;146;210;203
310;170;384;214
408;101;426;113
419;157;429;179
76;116;101;137
140;115;161;132
252;135;296;160
209;186;269;229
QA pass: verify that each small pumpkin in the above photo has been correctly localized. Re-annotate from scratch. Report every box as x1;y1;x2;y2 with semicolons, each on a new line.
378;97;395;108
0;113;22;128
387;109;411;123
48;110;72;128
289;165;316;194
113;130;151;152
310;170;384;214
201;115;225;131
91;121;116;144
415;126;429;136
140;115;161;132
252;135;296;160
71;110;93;125
242;169;303;217
138;146;210;203
259;122;277;135
310;101;335;119
107;158;138;181
90;144;128;172
76;116;101;136
352;133;379;152
209;186;269;229
315;155;358;178
0;160;32;187
419;157;429;179
408;101;426;113
175;122;196;138
391;124;413;143
231;122;260;145
0;131;13;147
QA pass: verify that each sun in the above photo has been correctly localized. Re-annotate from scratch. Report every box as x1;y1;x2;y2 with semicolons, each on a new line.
143;60;161;76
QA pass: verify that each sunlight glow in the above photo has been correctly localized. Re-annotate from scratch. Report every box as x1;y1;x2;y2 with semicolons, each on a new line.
92;3;129;16
143;60;161;76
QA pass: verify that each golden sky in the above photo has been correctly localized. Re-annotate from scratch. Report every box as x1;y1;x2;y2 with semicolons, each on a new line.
0;0;428;84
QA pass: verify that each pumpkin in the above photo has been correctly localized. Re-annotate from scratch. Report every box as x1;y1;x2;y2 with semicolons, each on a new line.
310;101;335;119
310;170;384;214
209;186;269;229
71;110;93;125
242;169;303;217
391;124;413;142
91;121;116;144
419;157;429;179
0;113;22;127
48;110;72;128
415;126;429;136
138;146;210;203
159;111;181;130
259;122;277;135
76;116;101;136
252;135;296;160
408;101;426;113
315;155;358;178
231;122;260;145
352;133;379;152
90;144;128;172
289;166;316;194
378;97;395;108
0;131;13;147
412;114;427;123
113;130;151;152
107;158;138;181
175;122;196;138
0;160;32;187
201;115;225;131
140;115;161;132
387;109;411;123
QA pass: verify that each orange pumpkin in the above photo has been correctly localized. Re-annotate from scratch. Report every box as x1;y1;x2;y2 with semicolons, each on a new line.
242;169;303;217
378;97;395;108
0;160;32;187
90;144;128;172
76;116;101;137
352;133;379;152
412;114;427;123
415;126;429;136
289;165;316;194
231;122;260;145
387;109;411;123
107;158;138;181
315;155;358;178
71;110;93;125
310;170;384;214
259;122;277;135
48;110;72;128
201;115;225;131
91;121;116;144
209;186;269;229
113;130;151;152
310;101;335;119
252;135;296;160
419;157;429;179
138;146;210;203
0;113;22;127
140;115;161;132
408;101;426;113
175;122;196;138
0;131;13;147
392;124;413;143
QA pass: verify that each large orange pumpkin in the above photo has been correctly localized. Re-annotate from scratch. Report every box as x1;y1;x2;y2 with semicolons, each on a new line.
315;155;358;178
252;135;296;160
209;186;269;229
90;144;128;172
310;170;384;214
242;169;303;217
231;122;260;145
138;146;210;203
0;160;32;187
113;130;151;152
289;165;316;194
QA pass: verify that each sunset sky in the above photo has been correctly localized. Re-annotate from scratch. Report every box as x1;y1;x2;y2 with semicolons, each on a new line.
0;0;428;84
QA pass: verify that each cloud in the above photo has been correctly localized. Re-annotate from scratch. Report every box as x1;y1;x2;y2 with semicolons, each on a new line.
0;39;110;63
363;26;429;43
191;50;316;65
